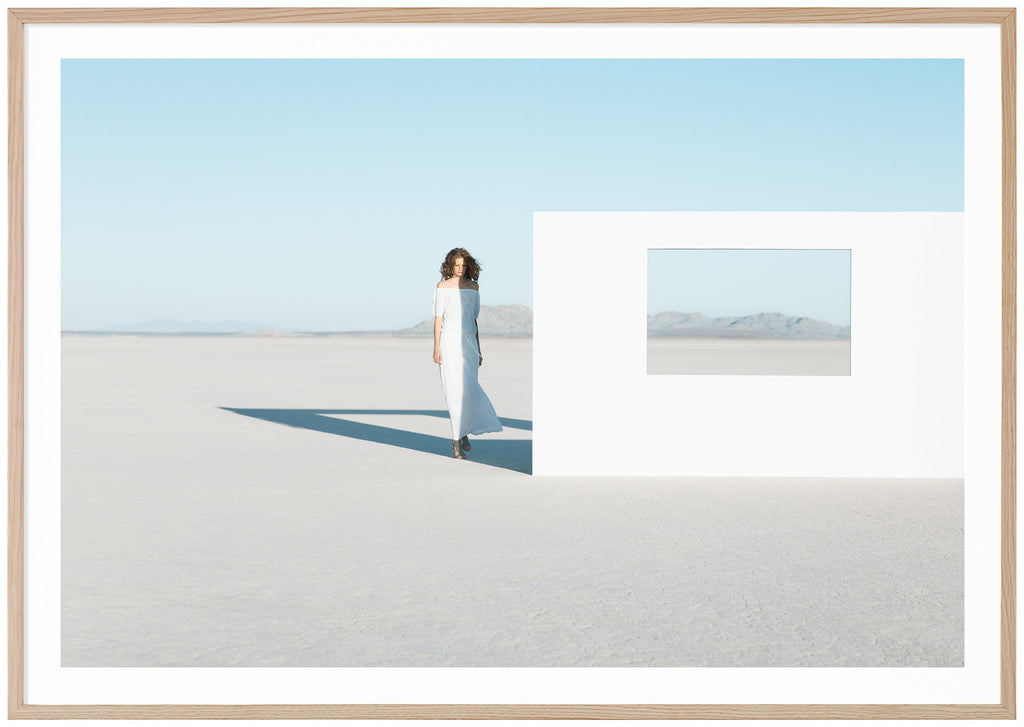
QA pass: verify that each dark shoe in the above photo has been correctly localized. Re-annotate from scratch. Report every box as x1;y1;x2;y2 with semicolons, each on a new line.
452;439;466;459
460;435;471;452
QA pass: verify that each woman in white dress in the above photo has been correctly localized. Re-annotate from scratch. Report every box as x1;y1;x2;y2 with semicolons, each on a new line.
433;248;503;459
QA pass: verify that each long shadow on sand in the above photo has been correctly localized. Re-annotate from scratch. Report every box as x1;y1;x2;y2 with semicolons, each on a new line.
221;408;532;474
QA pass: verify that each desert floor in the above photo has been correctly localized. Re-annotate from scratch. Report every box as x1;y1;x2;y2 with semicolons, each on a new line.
647;337;852;375
62;336;961;667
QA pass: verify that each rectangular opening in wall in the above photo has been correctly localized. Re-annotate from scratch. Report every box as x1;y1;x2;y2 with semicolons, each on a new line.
647;248;852;375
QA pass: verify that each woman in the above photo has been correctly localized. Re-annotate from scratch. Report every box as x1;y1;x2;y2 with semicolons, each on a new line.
433;248;503;459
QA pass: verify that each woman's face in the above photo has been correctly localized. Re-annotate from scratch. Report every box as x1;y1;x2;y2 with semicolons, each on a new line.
452;257;466;278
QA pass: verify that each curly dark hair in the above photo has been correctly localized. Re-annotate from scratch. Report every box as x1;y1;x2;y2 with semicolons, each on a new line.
439;248;481;281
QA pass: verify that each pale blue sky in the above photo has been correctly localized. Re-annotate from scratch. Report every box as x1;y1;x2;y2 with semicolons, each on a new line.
648;249;851;326
61;59;962;331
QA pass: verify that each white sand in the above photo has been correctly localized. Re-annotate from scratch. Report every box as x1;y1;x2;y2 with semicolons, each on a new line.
62;336;961;667
647;338;851;375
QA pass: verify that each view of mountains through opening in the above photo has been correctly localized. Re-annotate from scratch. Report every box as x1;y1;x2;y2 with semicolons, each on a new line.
647;248;852;375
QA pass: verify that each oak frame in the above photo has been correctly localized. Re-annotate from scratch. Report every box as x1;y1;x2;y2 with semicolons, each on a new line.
7;7;1016;719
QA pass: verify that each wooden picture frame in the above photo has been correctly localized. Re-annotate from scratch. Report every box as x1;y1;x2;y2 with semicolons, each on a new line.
7;7;1016;719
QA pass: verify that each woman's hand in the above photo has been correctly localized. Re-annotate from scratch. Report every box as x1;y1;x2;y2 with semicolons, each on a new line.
433;316;444;365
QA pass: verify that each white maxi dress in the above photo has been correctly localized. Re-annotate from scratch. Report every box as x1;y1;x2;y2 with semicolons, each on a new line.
434;286;503;440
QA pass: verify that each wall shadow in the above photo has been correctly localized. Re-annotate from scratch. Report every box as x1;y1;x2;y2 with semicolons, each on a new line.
221;408;532;474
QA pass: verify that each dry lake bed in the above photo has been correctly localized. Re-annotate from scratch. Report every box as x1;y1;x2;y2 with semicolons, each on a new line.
62;335;960;667
647;337;852;375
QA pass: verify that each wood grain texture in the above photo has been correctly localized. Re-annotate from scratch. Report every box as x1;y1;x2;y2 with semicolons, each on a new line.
6;9;24;721
5;6;1017;24
4;703;1018;719
1001;8;1018;722
4;6;1016;721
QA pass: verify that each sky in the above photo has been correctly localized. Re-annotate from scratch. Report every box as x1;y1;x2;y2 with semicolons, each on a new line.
61;59;963;331
647;249;851;326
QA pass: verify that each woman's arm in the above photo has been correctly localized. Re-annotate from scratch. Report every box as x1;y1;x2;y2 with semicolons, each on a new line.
475;322;483;366
433;316;443;364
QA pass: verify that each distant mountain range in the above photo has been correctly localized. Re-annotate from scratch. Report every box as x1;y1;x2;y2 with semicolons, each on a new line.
648;311;851;340
69;308;845;340
396;304;533;337
72;305;535;337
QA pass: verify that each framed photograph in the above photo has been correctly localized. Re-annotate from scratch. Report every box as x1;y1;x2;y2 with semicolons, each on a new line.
8;6;1016;719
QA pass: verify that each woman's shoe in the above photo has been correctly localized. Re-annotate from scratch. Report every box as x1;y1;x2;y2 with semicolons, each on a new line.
460;435;471;452
452;439;466;459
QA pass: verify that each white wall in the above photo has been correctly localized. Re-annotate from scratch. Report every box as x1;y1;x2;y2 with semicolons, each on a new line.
534;212;965;477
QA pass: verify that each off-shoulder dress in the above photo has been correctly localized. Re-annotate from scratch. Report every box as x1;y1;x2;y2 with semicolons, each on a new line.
433;287;503;440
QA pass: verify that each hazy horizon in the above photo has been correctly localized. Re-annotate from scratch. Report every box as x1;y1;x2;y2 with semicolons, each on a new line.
66;304;852;333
